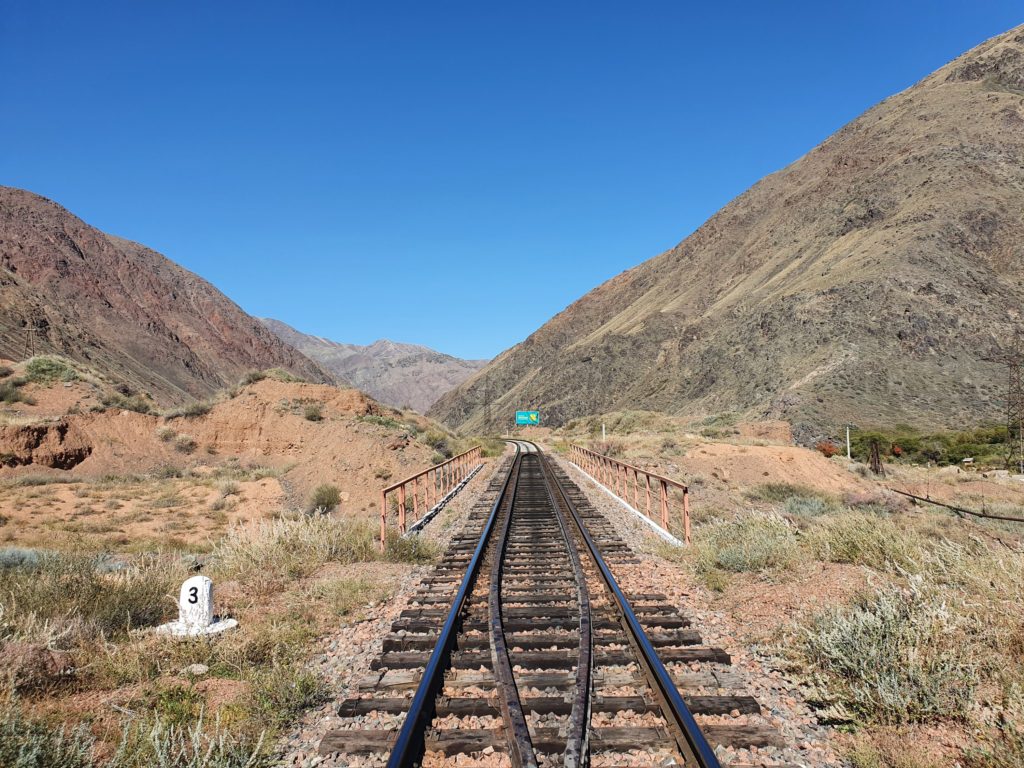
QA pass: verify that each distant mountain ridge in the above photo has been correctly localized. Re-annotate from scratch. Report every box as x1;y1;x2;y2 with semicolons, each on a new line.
260;318;487;413
0;187;332;402
430;25;1024;440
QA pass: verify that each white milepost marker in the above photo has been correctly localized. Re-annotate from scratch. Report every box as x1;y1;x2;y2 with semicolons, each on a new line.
179;575;213;629
156;575;238;637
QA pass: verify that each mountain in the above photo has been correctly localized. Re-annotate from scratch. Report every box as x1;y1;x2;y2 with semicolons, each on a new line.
260;318;487;413
0;187;332;402
430;26;1024;441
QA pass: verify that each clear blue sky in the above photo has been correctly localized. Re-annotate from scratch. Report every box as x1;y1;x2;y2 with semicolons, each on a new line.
2;2;1020;360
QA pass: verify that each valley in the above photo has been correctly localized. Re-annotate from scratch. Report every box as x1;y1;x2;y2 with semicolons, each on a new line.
2;16;1024;768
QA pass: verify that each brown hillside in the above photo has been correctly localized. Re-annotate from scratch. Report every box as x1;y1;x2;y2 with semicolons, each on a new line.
0;187;332;403
431;26;1024;441
261;317;487;413
0;373;441;516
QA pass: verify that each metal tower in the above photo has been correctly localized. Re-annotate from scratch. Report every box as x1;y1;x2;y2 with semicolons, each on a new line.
1007;352;1024;474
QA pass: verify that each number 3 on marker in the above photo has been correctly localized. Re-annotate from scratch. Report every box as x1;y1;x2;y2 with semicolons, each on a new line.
188;586;199;604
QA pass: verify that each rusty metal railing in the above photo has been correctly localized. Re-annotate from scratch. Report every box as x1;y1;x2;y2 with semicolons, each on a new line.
567;444;691;544
380;446;483;548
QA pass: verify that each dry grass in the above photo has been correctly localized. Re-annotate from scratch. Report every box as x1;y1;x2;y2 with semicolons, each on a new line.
668;473;1024;762
0;506;436;763
801;577;978;724
685;513;802;578
212;514;435;589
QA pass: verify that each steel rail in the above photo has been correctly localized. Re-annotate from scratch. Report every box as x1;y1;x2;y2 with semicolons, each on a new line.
386;443;523;768
487;453;539;768
538;453;593;768
535;444;722;768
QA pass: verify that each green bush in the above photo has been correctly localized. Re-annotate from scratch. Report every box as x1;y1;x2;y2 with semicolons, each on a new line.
357;414;403;430
24;356;77;384
849;423;1011;467
801;580;977;724
0;365;12;379
302;403;322;422
308;484;341;513
382;530;439;564
479;437;507;457
143;684;205;728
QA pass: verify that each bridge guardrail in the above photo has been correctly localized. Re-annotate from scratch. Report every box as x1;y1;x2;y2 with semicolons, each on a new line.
380;446;483;547
567;444;691;544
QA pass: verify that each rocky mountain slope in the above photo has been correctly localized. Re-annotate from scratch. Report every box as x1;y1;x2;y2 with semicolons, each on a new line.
431;25;1024;440
0;187;332;403
261;318;486;412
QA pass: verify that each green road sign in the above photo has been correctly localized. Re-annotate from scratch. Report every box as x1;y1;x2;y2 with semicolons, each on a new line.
515;410;540;426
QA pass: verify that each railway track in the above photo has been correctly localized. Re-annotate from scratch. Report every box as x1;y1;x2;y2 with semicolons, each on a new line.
320;442;780;766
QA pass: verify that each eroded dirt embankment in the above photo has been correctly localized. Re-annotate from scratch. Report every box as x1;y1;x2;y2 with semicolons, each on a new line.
0;419;92;469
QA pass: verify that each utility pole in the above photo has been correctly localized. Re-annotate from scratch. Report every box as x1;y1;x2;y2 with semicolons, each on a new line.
985;335;1024;475
846;425;852;461
1007;351;1024;475
602;423;606;441
868;439;885;476
483;378;491;434
24;326;44;359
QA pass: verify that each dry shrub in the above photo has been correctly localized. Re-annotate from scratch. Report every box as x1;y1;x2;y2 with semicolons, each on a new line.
109;710;267;767
846;734;947;768
0;642;72;694
804;512;919;571
0;698;94;767
174;434;198;454
588;440;623;458
0;553;178;647
164;400;214;420
691;513;801;574
816;440;841;457
801;577;977;724
211;515;436;588
964;725;1024;768
745;482;821;503
307;484;340;513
